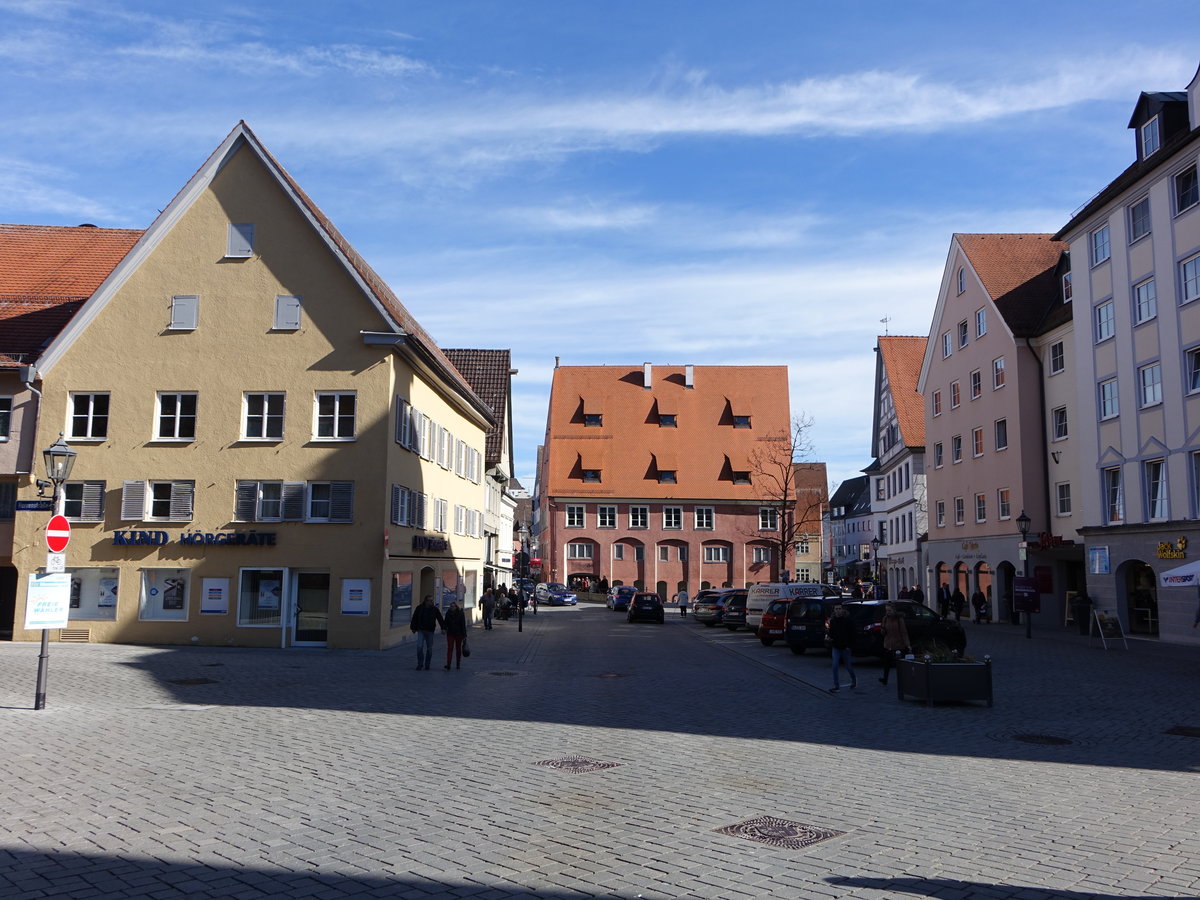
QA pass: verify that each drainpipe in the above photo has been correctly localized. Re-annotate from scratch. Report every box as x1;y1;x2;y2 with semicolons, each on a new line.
1022;336;1053;540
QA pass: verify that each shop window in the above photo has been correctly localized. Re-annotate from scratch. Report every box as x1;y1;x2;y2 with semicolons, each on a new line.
139;569;190;621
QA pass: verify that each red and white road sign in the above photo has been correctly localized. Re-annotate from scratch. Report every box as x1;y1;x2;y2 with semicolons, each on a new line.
46;515;71;553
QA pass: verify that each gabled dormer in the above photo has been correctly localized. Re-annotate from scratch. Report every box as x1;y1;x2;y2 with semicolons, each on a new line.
1127;91;1189;162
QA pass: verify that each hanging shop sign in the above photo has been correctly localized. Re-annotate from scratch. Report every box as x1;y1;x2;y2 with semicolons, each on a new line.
111;530;278;547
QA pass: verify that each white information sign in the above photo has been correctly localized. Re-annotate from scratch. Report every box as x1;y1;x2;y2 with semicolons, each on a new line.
200;578;230;615
25;572;72;629
341;578;371;616
45;552;66;574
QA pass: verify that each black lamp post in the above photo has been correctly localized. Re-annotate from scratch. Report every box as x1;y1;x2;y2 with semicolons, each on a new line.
35;434;77;711
871;535;881;600
517;523;529;633
1016;509;1032;638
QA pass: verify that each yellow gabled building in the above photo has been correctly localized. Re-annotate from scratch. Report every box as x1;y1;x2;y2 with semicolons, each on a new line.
7;122;494;649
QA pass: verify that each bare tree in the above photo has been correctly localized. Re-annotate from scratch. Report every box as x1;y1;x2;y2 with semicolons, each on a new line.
746;415;827;582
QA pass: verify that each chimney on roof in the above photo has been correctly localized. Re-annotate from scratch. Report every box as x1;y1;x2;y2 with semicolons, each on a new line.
685;365;694;389
555;356;560;368
643;362;652;389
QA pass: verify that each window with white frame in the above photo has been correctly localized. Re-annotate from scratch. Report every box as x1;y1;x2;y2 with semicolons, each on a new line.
307;481;354;523
1145;459;1167;520
1099;378;1119;419
568;543;594;560
1056;482;1072;516
566;505;584;528
695;507;714;529
1103;466;1124;523
932;390;942;417
389;484;427;528
598;505;616;528
1188;347;1200;393
951;381;960;408
970;370;982;400
975;307;987;337
753;546;771;564
957;267;965;294
314;392;356;440
227;223;254;258
1049;341;1065;375
796;537;809;554
935;500;945;528
0;396;11;440
1090;224;1111;265
1139;362;1162;407
630;506;648;529
934;442;943;468
433;498;448;533
613;544;624;560
659;546;670;562
69;393;109;440
1176;164;1199;214
1129;197;1151;242
1134;278;1157;323
1182;254;1200;305
759;507;778;530
1052;406;1068;440
942;332;952;358
992;356;1006;389
1141;117;1160;157
704;545;730;563
156;392;197;440
62;481;105;522
244;392;284;440
958;320;969;348
169;295;199;330
663;507;682;529
238;481;298;522
997;488;1011;520
121;480;194;522
951;435;962;463
1062;271;1072;302
994;418;1008;451
972;427;984;458
954;497;964;526
975;493;986;522
139;568;190;621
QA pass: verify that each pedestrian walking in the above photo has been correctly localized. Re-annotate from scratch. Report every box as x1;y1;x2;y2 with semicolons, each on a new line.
443;600;467;669
675;589;689;617
410;595;445;670
898;585;911;600
938;584;951;618
827;604;857;692
951;589;966;622
910;584;925;606
481;588;496;629
877;603;910;686
530;590;538;614
971;588;987;624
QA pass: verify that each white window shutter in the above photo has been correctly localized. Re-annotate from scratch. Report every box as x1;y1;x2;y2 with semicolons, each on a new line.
274;295;302;330
80;481;105;521
121;480;146;521
235;481;258;521
282;482;307;521
170;295;199;330
391;484;402;525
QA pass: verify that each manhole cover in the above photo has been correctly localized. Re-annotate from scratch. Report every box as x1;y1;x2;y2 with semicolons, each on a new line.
483;671;527;677
167;677;219;686
533;756;621;774
1165;725;1200;738
1012;733;1073;746
714;816;844;849
202;663;225;668
594;672;631;678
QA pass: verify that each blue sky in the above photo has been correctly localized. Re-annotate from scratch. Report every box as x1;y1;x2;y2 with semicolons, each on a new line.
3;1;1199;490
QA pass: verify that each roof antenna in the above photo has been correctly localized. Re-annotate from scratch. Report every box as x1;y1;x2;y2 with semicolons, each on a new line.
879;316;891;335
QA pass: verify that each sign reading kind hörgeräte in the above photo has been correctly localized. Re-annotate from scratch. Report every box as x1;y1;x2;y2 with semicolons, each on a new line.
111;530;278;546
25;572;72;630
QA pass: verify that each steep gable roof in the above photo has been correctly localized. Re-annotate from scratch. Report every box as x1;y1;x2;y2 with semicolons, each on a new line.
0;224;142;368
829;474;870;516
444;348;512;469
877;335;927;448
545;364;790;500
956;233;1066;336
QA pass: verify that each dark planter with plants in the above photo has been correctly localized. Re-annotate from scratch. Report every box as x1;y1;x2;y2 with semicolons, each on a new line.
896;654;993;707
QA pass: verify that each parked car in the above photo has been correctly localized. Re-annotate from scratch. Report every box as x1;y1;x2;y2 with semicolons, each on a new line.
691;590;727;626
535;582;578;606
757;598;794;646
745;582;842;633
840;600;967;658
785;596;845;655
627;592;665;624
721;589;749;630
607;584;637;611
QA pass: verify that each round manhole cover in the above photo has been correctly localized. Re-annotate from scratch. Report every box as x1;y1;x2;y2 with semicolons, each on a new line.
1013;733;1073;746
595;672;631;679
483;671;527;677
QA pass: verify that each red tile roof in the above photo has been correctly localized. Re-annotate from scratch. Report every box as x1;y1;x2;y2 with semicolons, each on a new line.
956;234;1066;336
545;364;791;500
877;335;927;447
0;224;142;366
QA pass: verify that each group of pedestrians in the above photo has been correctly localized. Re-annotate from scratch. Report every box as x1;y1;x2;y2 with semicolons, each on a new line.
411;584;528;672
829;601;911;693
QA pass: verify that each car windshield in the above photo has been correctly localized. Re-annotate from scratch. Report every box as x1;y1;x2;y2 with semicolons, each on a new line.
766;600;790;614
544;583;566;591
634;596;658;605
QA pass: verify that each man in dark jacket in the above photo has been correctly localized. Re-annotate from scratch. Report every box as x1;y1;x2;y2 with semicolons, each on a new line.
827;605;857;692
410;595;445;670
910;584;926;606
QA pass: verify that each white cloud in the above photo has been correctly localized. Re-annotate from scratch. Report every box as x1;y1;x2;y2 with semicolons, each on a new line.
0;158;115;220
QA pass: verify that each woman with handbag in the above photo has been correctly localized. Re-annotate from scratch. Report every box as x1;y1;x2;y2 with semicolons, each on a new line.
878;603;910;686
443;600;467;670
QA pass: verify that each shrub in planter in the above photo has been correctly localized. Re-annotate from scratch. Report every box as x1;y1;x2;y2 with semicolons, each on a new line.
895;645;993;707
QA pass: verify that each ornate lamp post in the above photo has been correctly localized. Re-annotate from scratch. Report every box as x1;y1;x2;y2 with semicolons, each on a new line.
34;435;77;711
871;535;881;600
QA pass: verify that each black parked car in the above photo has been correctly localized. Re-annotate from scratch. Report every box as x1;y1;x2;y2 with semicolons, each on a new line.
721;589;748;630
628;592;665;624
785;597;845;655
691;590;726;626
841;600;967;658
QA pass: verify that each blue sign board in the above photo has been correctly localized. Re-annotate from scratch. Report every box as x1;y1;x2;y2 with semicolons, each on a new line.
16;500;54;512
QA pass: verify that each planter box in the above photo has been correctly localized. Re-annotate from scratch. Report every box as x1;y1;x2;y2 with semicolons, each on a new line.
896;657;993;707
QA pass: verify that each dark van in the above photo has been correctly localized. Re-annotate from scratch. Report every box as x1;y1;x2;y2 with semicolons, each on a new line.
785;596;844;655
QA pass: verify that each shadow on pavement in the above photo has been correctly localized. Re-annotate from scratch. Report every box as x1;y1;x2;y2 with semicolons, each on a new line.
830;875;1183;899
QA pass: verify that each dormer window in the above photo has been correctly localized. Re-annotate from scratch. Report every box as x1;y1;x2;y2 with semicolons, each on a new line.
583;413;603;427
582;469;601;483
654;451;677;484
1140;116;1160;158
732;471;751;485
658;470;677;484
1062;271;1073;302
658;413;676;427
582;396;604;427
732;415;751;428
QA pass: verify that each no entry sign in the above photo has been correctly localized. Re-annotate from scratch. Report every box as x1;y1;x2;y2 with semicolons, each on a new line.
45;515;71;553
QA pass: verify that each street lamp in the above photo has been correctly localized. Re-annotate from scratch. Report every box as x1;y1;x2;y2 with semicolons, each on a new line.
871;535;881;600
1016;509;1032;639
516;522;529;633
35;435;77;711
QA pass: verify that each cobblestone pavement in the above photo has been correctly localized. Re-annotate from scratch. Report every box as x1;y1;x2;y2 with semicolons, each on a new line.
1;606;1198;899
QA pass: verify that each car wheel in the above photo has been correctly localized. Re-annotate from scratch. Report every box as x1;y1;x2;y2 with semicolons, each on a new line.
760;637;775;647
703;621;715;627
726;624;738;631
790;645;805;655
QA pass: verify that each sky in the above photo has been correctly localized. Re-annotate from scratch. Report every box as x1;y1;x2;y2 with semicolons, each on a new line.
3;1;1200;492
